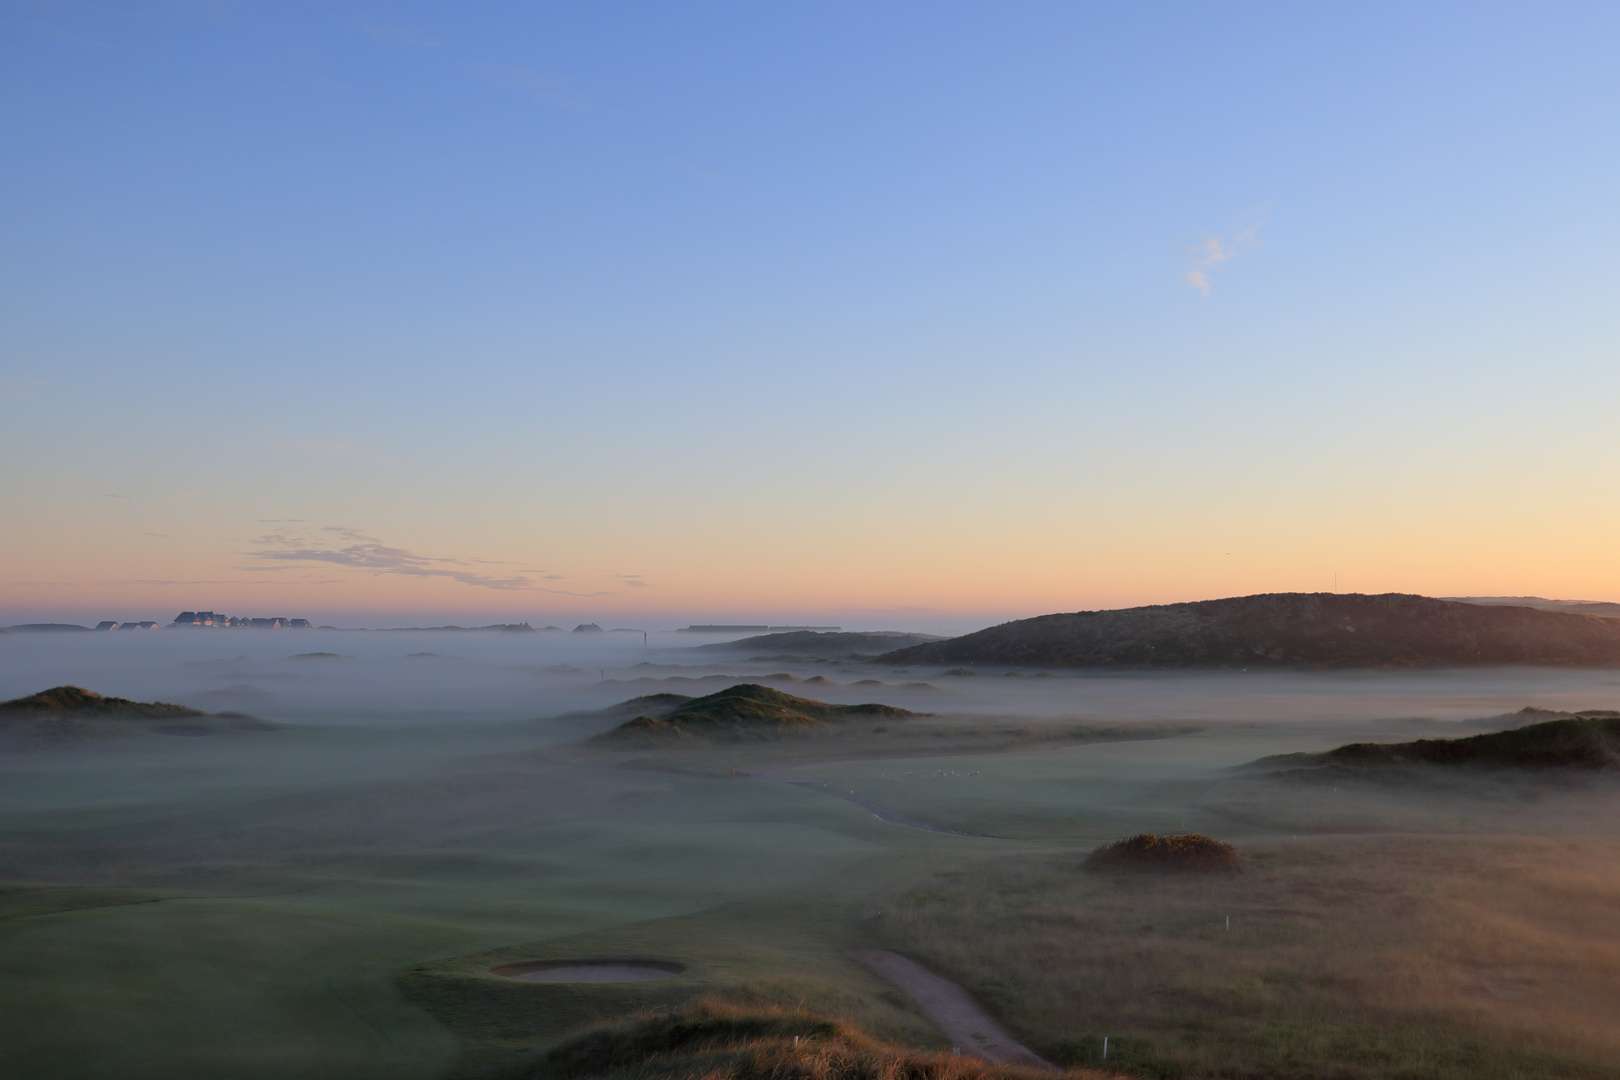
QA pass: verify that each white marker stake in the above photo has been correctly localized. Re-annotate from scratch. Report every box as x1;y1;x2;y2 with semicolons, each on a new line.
1103;1037;1108;1059
1226;916;1230;930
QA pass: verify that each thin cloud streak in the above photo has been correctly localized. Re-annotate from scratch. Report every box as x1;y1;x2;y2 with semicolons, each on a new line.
243;526;620;596
248;527;535;590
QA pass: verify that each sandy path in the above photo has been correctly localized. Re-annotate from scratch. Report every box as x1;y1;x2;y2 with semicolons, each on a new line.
844;948;1058;1072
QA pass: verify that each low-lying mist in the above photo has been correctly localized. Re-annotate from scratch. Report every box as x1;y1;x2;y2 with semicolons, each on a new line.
5;628;1620;1079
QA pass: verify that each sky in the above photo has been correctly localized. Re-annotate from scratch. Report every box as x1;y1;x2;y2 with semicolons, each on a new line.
3;1;1619;630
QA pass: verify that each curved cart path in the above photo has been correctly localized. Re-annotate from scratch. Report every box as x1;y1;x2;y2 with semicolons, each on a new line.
844;949;1059;1073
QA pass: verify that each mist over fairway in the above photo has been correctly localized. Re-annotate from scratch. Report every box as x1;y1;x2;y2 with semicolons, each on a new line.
5;630;1620;1078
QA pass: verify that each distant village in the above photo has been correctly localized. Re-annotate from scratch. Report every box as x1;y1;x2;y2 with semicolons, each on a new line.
8;615;844;634
168;611;312;629
88;612;313;630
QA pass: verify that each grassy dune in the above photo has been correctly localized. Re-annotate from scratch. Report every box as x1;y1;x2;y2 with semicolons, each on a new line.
538;997;1118;1080
1261;712;1620;771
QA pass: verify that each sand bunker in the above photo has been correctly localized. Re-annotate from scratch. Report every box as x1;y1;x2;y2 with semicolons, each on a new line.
490;960;684;983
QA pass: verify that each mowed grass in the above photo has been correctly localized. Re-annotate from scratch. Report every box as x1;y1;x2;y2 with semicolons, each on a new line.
0;758;910;1080
398;849;999;1079
878;834;1620;1079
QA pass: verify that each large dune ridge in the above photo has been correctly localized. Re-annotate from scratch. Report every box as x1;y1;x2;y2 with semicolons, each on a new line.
878;592;1620;669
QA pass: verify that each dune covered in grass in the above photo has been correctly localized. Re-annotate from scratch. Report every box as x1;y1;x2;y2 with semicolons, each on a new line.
1259;712;1620;771
592;684;915;741
0;685;274;743
539;998;1111;1080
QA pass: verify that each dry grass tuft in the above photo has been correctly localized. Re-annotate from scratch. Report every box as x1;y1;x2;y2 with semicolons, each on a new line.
1084;833;1240;872
537;997;1117;1080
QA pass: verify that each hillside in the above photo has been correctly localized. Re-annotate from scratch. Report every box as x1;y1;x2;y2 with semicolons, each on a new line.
1257;712;1620;771
694;630;944;659
877;593;1620;669
0;686;275;742
593;683;914;741
1447;596;1620;617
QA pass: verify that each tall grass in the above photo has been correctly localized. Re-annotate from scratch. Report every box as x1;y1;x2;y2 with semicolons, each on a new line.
534;997;1120;1080
879;835;1620;1079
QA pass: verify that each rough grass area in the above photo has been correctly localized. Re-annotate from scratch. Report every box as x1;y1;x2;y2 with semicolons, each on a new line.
878;835;1620;1080
1321;716;1620;769
1084;833;1239;872
535;997;1117;1080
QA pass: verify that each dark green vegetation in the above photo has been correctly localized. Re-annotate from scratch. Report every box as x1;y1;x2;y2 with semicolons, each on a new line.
1084;832;1239;871
878;592;1620;669
593;684;915;741
697;631;946;660
1258;710;1620;771
0;685;275;742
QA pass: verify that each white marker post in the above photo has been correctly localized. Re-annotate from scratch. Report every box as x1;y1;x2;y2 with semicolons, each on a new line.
1103;1036;1108;1059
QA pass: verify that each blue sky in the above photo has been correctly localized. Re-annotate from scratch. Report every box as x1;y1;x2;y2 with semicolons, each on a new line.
3;2;1619;627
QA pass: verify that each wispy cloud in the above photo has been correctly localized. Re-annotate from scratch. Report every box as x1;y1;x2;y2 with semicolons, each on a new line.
243;526;617;595
246;527;531;590
615;574;650;588
1183;212;1266;296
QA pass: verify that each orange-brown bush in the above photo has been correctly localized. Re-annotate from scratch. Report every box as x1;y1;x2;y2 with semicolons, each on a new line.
1084;832;1239;871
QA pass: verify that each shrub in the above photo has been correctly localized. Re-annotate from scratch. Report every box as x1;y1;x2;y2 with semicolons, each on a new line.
1083;833;1240;872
